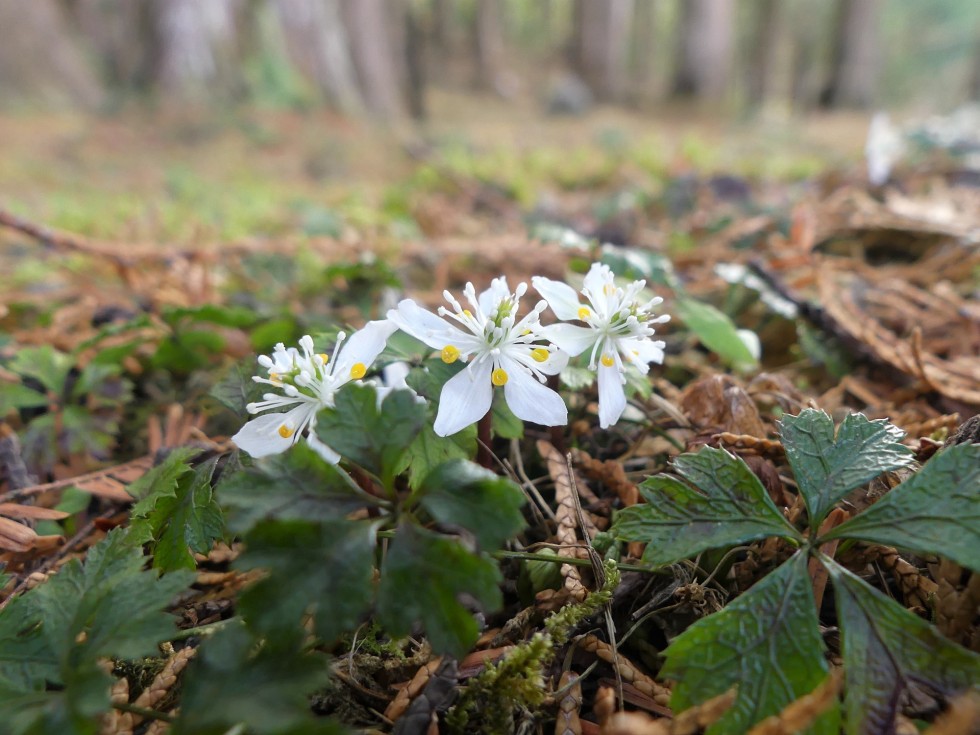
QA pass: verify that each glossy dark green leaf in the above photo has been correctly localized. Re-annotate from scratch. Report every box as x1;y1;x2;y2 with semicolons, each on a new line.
612;446;801;567
662;553;837;735
315;384;426;487
236;519;378;642
130;458;225;571
219;443;370;533
779;409;914;527
378;524;502;658
174;624;342;735
826;558;980;735
821;444;980;571
417;459;526;551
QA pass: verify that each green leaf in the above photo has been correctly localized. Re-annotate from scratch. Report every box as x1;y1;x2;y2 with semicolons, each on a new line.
779;409;914;528
600;246;677;288
825;558;980;735
219;443;371;533
130;458;225;571
663;553;837;735
174;623;342;735
491;391;524;439
236;519;378;642
612;447;801;567
315;384;426;487
378;524;503;658
9;346;72;394
0;383;48;414
163;304;259;329
399;421;477;490
675;297;758;372
209;361;266;417
127;447;199;508
821;444;980;572
416;460;526;550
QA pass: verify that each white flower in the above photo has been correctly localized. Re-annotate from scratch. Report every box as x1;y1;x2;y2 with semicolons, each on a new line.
232;320;396;461
533;263;669;429
866;112;903;186
387;278;568;436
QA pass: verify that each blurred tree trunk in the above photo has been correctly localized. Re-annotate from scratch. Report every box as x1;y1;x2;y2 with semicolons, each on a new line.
968;27;980;101
430;0;452;53
573;0;633;102
473;0;506;93
405;1;427;119
0;0;104;108
823;0;881;108
745;0;783;109
153;0;244;99
671;0;735;102
69;0;155;91
272;0;363;114
630;0;657;105
342;0;405;120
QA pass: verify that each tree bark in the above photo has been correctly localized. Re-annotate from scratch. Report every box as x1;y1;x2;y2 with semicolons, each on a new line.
823;0;882;108
474;0;506;93
573;0;634;102
745;0;783;109
271;0;363;114
0;0;104;108
630;0;657;105
342;0;405;120
671;0;735;102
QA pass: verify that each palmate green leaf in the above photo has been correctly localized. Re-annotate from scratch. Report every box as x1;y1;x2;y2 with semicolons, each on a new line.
219;442;371;533
779;409;914;528
9;345;72;394
674;297;758;373
0;595;55;693
399;421;477;490
662;553;838;735
130;457;225;571
315;384;426;488
822;444;980;572
378;524;503;658
174;623;342;735
127;446;199;508
0;659;111;735
236;519;378;642
825;558;980;735
416;459;526;551
612;447;801;567
0;383;49;413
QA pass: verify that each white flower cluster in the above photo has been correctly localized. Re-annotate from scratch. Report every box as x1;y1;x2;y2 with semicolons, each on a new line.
233;263;669;460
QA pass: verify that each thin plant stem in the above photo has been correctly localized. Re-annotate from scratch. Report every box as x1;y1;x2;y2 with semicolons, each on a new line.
477;412;493;469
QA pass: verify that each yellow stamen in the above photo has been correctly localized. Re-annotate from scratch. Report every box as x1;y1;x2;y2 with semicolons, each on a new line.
318;353;329;363
269;372;281;383
441;345;460;364
278;425;295;438
491;368;508;386
603;283;615;295
463;309;472;318
349;363;367;379
600;353;615;367
531;347;549;363
577;306;591;320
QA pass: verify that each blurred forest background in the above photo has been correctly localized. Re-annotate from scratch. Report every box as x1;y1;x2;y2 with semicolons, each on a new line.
1;0;979;118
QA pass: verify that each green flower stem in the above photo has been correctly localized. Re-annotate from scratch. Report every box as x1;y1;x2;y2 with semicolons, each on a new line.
494;549;669;575
170;616;240;642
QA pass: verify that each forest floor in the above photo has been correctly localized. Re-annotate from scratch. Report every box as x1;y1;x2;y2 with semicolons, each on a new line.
0;97;978;735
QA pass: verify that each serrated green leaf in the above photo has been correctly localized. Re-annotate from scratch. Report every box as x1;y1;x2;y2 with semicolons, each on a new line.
399;421;477;490
219;443;370;533
675;297;758;372
779;409;914;528
0;383;49;414
209;361;266;417
174;623;342;735
378;524;502;657
127;446;199;508
9;346;72;394
315;384;426;487
612;447;801;567
825;557;980;735
663;553;837;735
0;659;111;735
130;458;225;571
559;364;594;391
416;460;526;550
821;444;980;571
236;519;377;642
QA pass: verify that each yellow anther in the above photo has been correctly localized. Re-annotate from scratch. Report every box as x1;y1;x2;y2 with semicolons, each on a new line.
577;306;591;320
531;347;549;363
600;353;615;367
349;363;367;379
441;345;460;364
491;368;508;386
463;309;472;318
603;283;615;295
318;353;329;363
522;329;532;336
278;425;295;439
269;372;281;383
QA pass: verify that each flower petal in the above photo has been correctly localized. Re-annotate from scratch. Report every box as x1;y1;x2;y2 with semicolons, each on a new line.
332;319;397;379
232;404;315;458
478;277;510;315
597;362;627;429
538;323;597;357
531;276;584;321
306;431;341;464
619;337;666;370
434;360;493;436
500;357;567;427
583;263;612;303
388;300;463;351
